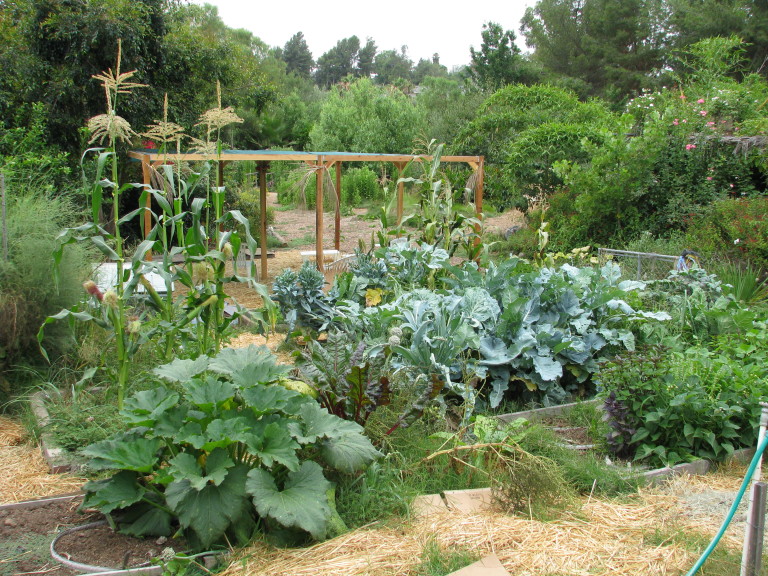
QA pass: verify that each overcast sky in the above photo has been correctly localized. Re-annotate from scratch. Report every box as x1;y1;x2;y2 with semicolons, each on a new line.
191;0;534;71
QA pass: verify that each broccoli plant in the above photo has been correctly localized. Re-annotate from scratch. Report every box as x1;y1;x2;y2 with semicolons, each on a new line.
272;261;335;336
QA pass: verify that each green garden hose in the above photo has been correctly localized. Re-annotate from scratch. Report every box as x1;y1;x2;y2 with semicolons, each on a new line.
684;433;768;576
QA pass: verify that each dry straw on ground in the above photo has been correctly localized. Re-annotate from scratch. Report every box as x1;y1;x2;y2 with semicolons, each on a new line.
1;408;751;575
0;416;85;504
221;484;731;576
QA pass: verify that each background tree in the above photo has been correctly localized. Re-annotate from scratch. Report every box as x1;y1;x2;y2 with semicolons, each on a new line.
521;0;668;101
412;54;448;84
373;46;413;85
456;84;614;209
469;22;539;90
417;76;483;147
547;37;768;248
315;36;361;87
282;32;314;78
667;0;768;76
309;77;425;153
18;0;167;154
357;37;377;78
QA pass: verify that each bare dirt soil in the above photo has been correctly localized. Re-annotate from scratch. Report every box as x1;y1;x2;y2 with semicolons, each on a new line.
222;193;525;308
0;497;183;576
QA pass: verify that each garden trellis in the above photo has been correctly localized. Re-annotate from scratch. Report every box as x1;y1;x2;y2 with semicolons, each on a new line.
597;248;678;280
129;149;484;279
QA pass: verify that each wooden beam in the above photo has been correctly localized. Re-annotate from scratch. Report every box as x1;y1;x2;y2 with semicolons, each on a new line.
258;161;269;281
127;150;484;166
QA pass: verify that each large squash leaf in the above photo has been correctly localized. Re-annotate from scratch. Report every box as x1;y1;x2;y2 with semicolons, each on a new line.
118;497;174;538
120;387;180;427
166;463;250;548
289;402;343;444
82;470;145;513
81;436;162;472
246;461;331;540
183;376;235;412
168;448;234;490
241;383;306;415
242;421;300;470
320;430;382;473
153;356;209;383
208;345;288;385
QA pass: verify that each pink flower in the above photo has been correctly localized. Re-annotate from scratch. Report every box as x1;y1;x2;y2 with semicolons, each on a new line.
700;110;708;116
697;98;705;104
706;122;715;126
680;94;687;100
707;176;713;181
730;183;735;188
682;119;687;123
685;144;697;150
673;119;679;126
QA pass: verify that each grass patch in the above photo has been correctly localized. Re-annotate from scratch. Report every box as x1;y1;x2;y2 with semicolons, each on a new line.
43;389;125;453
515;423;642;497
0;531;58;576
414;538;480;576
643;526;766;575
287;234;316;248
335;407;491;527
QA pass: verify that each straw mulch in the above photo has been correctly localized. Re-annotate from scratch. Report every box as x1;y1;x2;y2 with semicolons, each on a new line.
0;416;86;504
220;485;721;576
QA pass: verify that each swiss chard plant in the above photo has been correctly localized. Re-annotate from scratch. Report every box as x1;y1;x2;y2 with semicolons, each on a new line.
80;345;381;550
295;330;391;427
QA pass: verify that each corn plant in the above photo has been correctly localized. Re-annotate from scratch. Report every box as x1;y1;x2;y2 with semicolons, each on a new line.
39;45;275;408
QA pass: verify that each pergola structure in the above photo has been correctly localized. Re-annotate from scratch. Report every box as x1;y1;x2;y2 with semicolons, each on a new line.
128;150;485;279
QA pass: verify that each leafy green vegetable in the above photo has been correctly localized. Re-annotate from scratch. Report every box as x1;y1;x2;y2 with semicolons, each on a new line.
80;345;380;549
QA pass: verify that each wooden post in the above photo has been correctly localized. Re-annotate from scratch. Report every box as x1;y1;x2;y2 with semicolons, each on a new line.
258;161;269;281
394;162;406;227
315;158;324;272
475;156;484;218
469;157;485;261
334;161;341;251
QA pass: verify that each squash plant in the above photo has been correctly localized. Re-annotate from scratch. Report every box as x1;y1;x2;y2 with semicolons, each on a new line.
80;345;381;549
